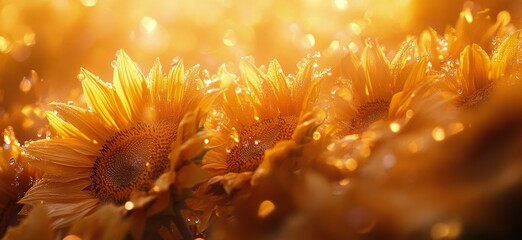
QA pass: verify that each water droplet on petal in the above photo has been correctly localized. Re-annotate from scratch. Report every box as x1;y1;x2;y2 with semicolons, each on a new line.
77;73;85;81
124;201;134;210
111;60;118;68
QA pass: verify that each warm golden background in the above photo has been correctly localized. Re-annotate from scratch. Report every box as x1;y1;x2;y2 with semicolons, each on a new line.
1;0;521;142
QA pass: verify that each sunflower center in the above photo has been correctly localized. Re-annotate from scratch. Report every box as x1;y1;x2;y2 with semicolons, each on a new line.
91;122;176;205
226;116;298;173
105;136;152;186
455;83;493;110
347;99;390;135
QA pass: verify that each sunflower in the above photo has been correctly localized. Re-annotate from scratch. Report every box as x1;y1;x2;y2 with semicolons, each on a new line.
1;127;39;237
417;7;513;71
208;112;325;239
19;50;220;230
440;31;522;110
123;113;215;239
201;56;324;193
328;39;436;138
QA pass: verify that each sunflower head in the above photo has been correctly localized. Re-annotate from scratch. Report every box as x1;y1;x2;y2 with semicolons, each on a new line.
20;50;219;230
122;112;214;239
440;31;522;111
418;7;513;68
329;39;432;138
202;56;325;193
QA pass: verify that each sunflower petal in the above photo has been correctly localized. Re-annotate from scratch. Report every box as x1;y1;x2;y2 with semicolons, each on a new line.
167;59;186;104
459;44;491;94
113;50;148;123
491;31;521;79
361;40;392;100
47;199;99;230
147;59;165;108
45;111;89;141
50;102;111;142
19;179;92;205
80;68;128;130
25;139;93;172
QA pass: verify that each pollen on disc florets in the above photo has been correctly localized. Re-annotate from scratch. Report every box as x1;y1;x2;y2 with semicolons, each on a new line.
90;121;176;205
455;83;494;110
226;115;298;173
346;99;391;135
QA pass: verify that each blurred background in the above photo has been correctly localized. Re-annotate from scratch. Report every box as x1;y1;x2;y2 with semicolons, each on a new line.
1;0;521;142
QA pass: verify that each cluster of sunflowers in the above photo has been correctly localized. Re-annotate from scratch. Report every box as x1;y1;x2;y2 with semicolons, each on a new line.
1;7;522;240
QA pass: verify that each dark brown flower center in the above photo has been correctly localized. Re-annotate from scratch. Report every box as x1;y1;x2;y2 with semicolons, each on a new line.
90;121;176;204
226;116;298;173
343;99;390;136
455;83;493;110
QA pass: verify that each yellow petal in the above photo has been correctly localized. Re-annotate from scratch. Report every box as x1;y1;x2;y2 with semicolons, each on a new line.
25;139;93;172
491;31;521;79
292;57;317;110
113;50;148;123
49;102;111;142
45;199;99;230
222;172;253;194
252;140;296;184
360;40;392;100
239;59;267;110
418;27;440;57
166;59;185;104
147;59;165;108
176;163;210;189
267;60;290;100
69;204;131;240
458;44;491;94
403;57;429;91
19;179;92;205
80;68;128;131
45;111;89;141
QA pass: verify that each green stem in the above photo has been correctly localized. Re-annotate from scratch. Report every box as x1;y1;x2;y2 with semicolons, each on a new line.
173;208;194;240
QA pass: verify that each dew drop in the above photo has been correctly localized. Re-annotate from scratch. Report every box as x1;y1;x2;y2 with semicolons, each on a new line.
432;127;446;142
9;158;15;165
235;86;242;94
77;73;85;81
67;100;74;105
111;60;118;68
312;131;321;140
124;201;134;210
11;176;19;187
15;165;23;174
19;77;32;93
